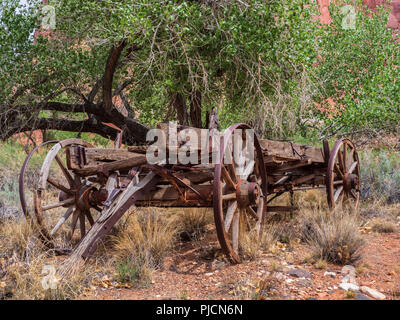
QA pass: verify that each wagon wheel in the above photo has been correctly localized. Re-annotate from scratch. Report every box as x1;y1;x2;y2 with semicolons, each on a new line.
20;139;108;251
326;138;361;210
19;140;59;220
213;124;267;264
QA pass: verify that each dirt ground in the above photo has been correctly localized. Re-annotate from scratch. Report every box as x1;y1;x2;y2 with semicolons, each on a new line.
78;223;400;300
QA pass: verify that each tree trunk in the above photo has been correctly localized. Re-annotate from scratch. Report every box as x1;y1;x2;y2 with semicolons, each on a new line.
170;92;188;125
190;90;202;128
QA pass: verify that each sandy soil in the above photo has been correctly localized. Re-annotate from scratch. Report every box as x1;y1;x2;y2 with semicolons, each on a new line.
78;228;400;300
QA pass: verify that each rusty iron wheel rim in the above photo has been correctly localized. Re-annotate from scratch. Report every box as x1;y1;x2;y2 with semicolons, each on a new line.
326;138;361;211
19;140;59;220
21;139;98;250
213;123;267;264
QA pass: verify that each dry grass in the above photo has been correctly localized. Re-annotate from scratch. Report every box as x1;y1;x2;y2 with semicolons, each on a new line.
0;218;97;299
176;208;212;241
239;229;261;261
299;208;364;265
260;225;280;252
370;218;397;233
238;222;280;261
225;273;281;300
314;259;328;270
110;209;179;286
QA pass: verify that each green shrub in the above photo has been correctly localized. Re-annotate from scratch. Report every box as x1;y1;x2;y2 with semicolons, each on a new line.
360;149;400;203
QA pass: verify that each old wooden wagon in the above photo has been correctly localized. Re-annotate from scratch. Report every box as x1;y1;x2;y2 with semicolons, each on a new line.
19;120;361;264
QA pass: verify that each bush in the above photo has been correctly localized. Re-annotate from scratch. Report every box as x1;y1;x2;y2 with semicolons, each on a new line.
360;149;400;204
300;209;364;265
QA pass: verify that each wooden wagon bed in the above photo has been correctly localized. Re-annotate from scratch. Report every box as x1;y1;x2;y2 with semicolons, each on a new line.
19;121;360;267
66;136;328;194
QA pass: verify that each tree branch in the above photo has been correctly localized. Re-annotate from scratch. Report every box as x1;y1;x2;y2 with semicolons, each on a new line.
102;39;127;114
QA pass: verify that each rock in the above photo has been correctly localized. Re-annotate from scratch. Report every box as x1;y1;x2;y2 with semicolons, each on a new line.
307;297;318;300
360;286;386;300
339;282;359;291
285;278;294;284
323;271;336;278
355;292;372;300
204;272;213;276
274;272;286;281
341;265;356;276
297;278;313;287
286;269;312;278
342;274;357;285
212;260;225;271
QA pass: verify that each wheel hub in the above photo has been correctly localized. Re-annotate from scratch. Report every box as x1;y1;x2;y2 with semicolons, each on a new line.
343;173;359;192
236;180;261;208
59;185;108;212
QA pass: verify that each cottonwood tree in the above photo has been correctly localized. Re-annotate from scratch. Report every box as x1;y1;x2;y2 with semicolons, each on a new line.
0;0;319;145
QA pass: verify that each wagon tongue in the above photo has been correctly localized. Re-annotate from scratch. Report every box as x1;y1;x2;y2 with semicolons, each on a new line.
62;171;161;266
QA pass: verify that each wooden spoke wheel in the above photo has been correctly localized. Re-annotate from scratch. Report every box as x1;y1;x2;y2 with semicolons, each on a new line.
213;124;267;263
326;138;361;210
20;139;109;251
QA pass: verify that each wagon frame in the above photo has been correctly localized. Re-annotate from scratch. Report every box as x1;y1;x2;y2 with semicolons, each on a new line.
19;116;361;264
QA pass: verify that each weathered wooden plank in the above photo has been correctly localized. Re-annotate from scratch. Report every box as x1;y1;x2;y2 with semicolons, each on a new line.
260;139;324;163
67;148;144;171
73;154;148;176
127;145;148;153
